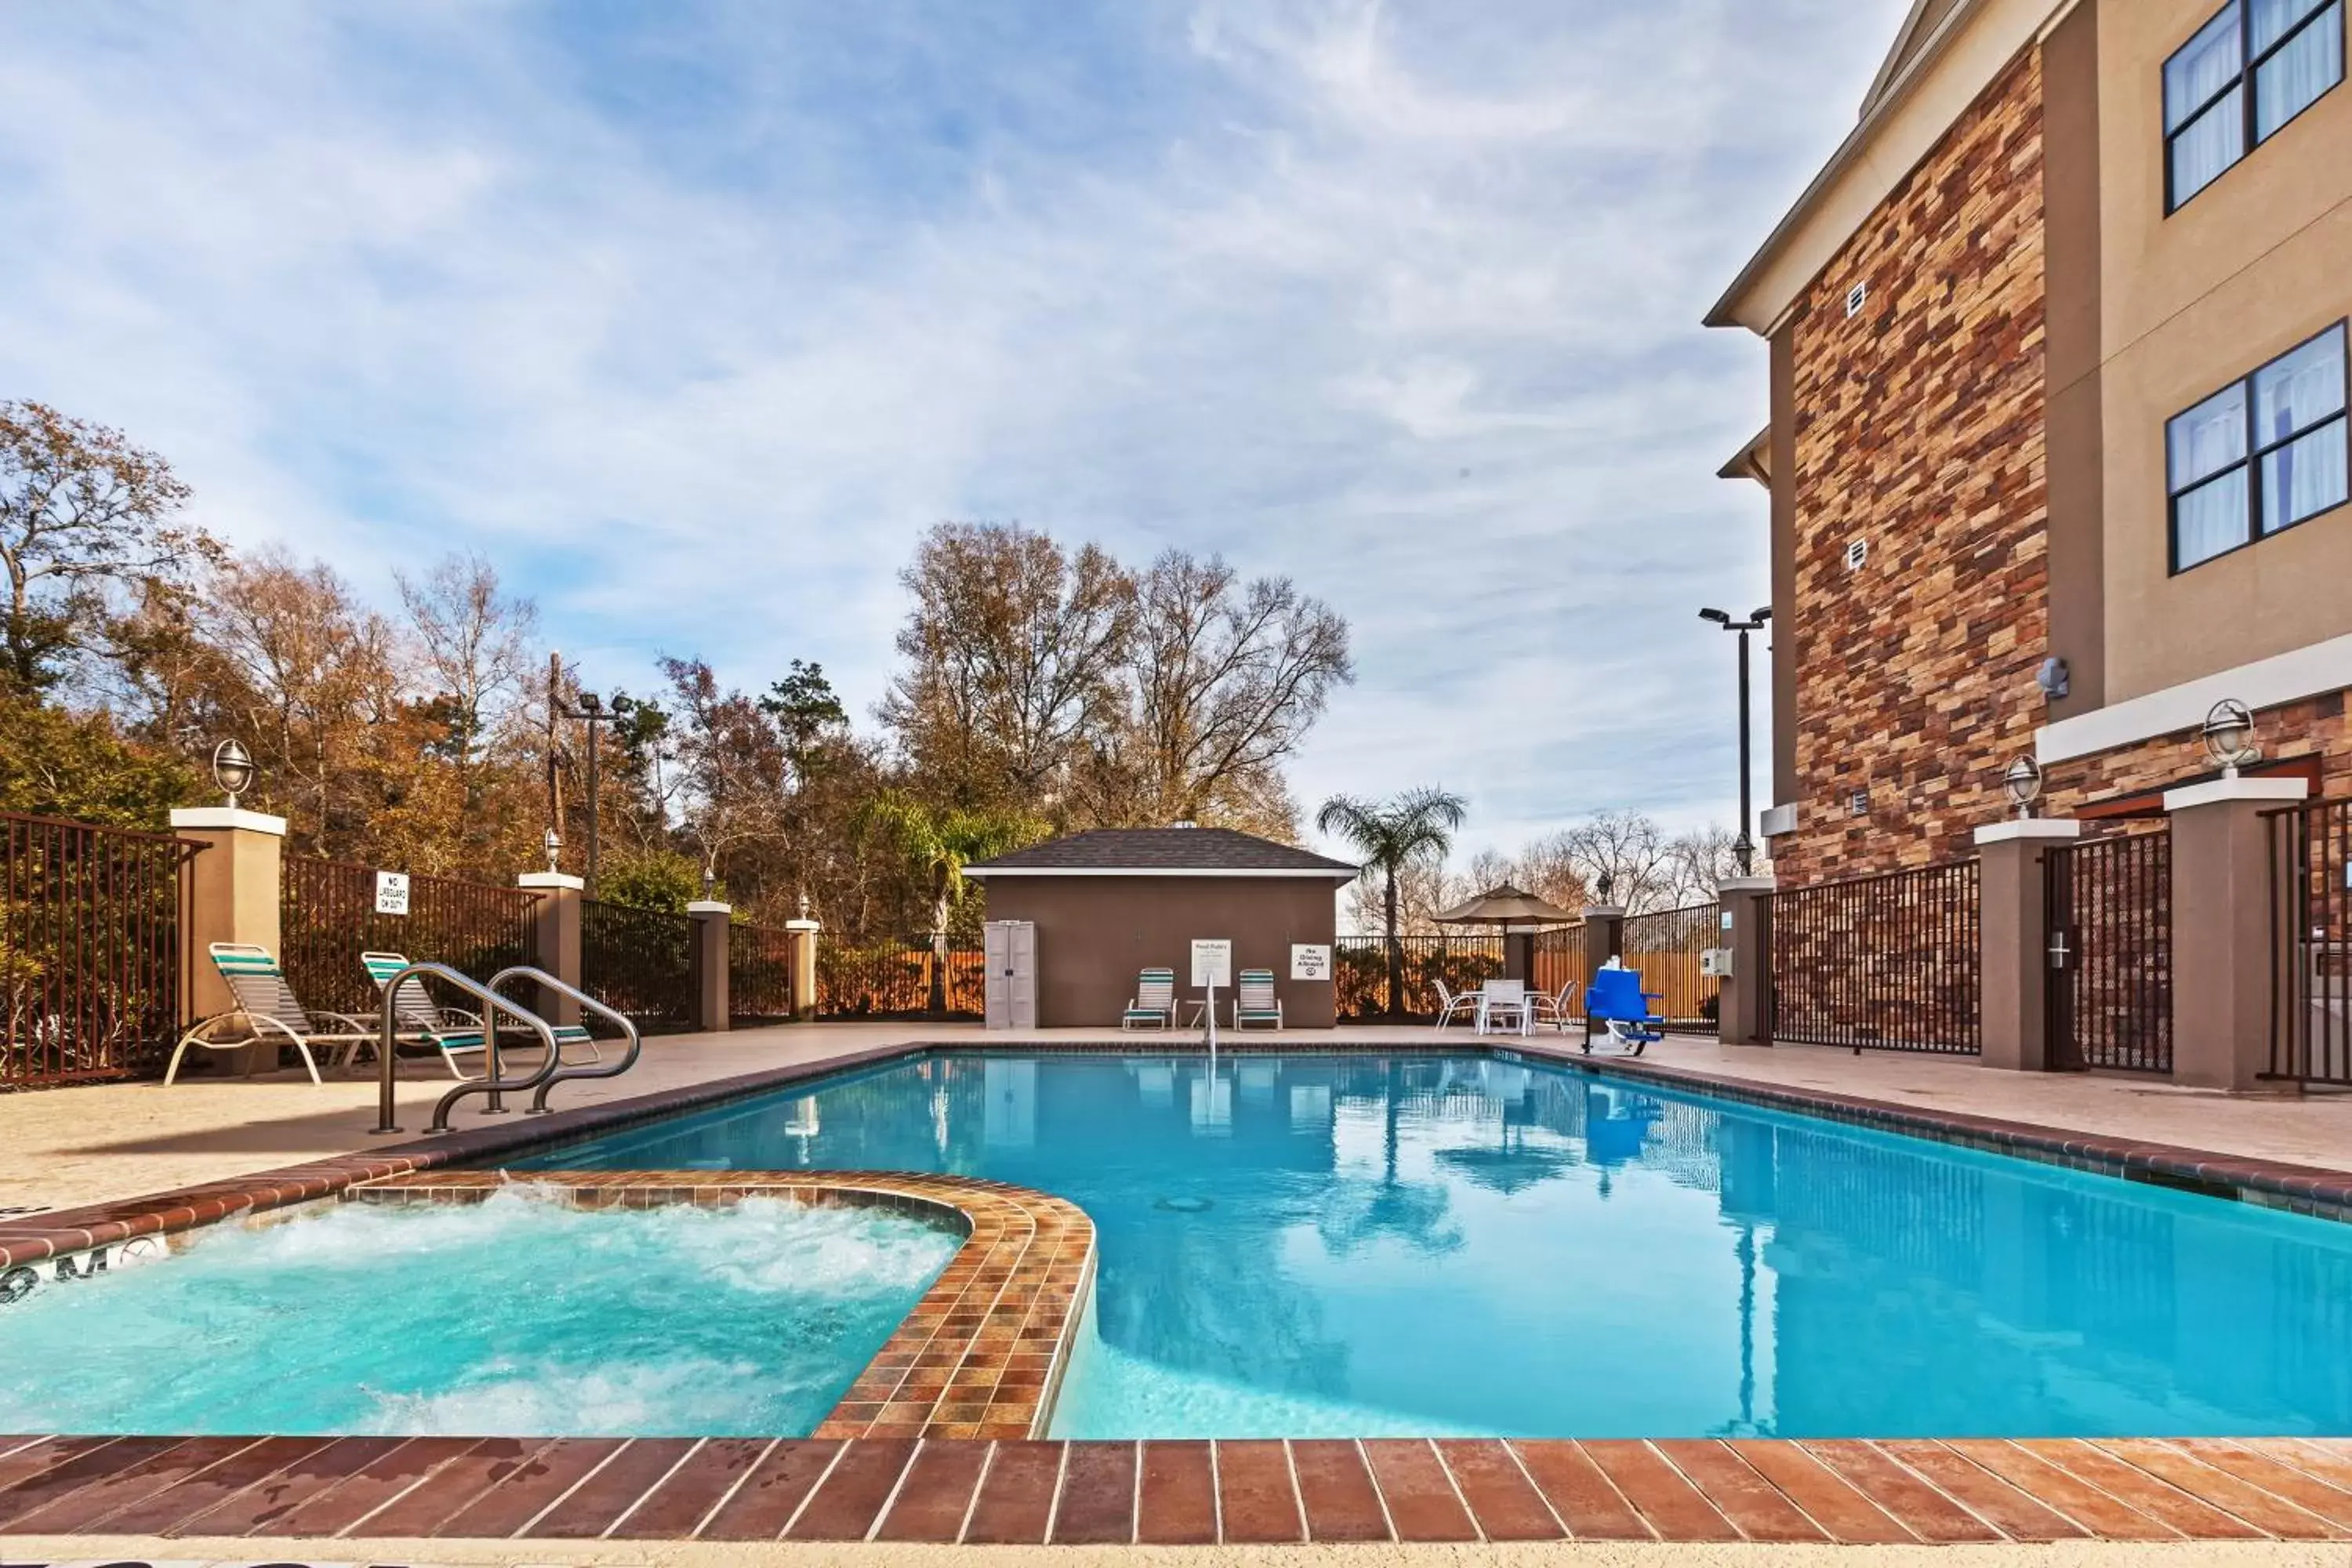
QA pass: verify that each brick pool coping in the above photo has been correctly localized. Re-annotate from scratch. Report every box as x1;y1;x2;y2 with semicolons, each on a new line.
348;1170;1094;1441
7;1433;2352;1544
12;1035;2352;1545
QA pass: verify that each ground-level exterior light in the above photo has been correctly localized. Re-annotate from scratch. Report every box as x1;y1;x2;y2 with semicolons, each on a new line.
2002;755;2042;818
2201;698;2259;776
211;738;255;808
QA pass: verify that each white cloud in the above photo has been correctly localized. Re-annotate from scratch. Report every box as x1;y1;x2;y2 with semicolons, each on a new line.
0;0;1911;858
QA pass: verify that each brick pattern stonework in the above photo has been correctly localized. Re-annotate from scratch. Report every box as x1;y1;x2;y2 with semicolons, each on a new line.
1780;47;2049;884
2049;689;2352;809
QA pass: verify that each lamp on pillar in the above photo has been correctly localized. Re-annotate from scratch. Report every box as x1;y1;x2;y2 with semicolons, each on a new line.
1700;605;1773;876
212;739;256;808
543;826;563;875
2201;699;2260;779
2002;756;2043;820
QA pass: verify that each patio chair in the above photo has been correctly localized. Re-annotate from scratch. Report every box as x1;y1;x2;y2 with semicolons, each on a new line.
361;951;601;1080
165;942;378;1086
1432;981;1481;1029
1231;968;1283;1029
1583;966;1666;1056
1477;978;1531;1036
1122;967;1178;1029
1527;982;1578;1033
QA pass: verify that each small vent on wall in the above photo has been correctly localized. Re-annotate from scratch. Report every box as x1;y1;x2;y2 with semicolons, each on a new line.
1849;789;1871;818
1846;281;1868;318
1846;539;1868;571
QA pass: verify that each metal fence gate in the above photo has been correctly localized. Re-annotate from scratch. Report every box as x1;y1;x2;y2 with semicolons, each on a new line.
2045;828;2172;1074
2270;799;2352;1085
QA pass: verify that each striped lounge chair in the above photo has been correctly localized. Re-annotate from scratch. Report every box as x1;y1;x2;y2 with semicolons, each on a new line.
362;951;601;1080
165;942;378;1086
1231;968;1283;1029
1122;967;1178;1029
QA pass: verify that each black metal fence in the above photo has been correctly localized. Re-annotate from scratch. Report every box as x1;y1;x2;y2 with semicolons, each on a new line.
582;898;698;1033
2270;799;2352;1085
2048;828;2172;1074
1767;859;1980;1054
816;936;982;1018
3;812;202;1087
1622;903;1722;1028
281;855;541;1017
1335;934;1505;1021
730;921;796;1023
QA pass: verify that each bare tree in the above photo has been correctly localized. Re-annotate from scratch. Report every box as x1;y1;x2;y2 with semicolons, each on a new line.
659;656;789;888
1;401;209;694
880;522;1135;808
1663;825;1740;907
1125;550;1352;823
1561;811;1679;914
399;554;539;848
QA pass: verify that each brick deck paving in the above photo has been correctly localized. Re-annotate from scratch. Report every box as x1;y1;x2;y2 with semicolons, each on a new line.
6;1433;2352;1544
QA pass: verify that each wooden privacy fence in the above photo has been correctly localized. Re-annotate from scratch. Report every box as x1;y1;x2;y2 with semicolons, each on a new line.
816;937;982;1018
1621;903;1722;1028
1766;859;1980;1054
729;921;797;1022
1335;934;1507;1020
582;898;698;1033
2;812;203;1087
281;855;541;1018
1530;927;1589;1022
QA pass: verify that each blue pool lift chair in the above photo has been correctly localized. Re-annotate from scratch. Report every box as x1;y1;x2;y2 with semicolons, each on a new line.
1123;967;1178;1029
1582;965;1666;1056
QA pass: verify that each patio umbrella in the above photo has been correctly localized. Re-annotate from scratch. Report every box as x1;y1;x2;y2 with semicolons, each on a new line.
1432;884;1577;927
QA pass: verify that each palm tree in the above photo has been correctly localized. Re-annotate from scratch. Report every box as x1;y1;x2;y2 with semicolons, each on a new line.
1314;786;1468;1019
853;791;1040;1015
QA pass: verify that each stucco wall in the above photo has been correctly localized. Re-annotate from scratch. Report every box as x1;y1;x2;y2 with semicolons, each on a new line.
1778;46;2050;882
977;877;1342;1029
2096;0;2352;702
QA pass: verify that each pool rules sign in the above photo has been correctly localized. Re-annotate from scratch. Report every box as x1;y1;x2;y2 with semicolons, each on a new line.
374;870;411;916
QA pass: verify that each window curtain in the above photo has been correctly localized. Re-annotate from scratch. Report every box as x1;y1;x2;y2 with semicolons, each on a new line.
2256;2;2344;138
2262;420;2349;533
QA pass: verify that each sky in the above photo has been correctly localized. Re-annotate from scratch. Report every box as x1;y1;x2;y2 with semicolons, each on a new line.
0;0;1912;860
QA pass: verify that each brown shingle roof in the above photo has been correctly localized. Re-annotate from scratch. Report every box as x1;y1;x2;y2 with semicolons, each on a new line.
966;827;1359;877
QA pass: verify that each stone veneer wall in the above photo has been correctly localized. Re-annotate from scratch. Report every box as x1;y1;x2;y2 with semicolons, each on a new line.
2050;689;2352;806
1779;48;2050;884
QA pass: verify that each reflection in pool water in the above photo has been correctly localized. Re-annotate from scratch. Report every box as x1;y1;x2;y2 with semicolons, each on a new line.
532;1052;2352;1439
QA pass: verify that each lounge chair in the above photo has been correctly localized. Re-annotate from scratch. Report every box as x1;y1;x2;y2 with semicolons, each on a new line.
165;942;377;1085
1583;966;1666;1056
1232;968;1283;1029
1432;981;1479;1029
361;951;601;1080
1122;967;1178;1029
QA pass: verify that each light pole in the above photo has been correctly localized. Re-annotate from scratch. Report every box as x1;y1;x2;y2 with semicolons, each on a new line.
1700;605;1773;877
572;691;617;897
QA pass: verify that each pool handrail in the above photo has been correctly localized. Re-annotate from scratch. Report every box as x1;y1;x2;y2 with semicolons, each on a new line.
486;965;644;1115
370;961;563;1135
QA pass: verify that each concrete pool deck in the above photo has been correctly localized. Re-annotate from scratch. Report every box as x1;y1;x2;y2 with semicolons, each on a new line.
8;1021;2352;1218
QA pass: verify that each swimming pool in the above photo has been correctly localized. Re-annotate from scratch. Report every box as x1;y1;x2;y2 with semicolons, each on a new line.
530;1051;2352;1439
0;1187;959;1437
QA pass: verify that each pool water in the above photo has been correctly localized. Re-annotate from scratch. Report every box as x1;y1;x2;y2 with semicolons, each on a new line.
0;1189;958;1436
533;1052;2352;1439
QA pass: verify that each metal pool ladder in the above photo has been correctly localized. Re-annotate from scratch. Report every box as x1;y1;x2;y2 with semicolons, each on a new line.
367;963;641;1134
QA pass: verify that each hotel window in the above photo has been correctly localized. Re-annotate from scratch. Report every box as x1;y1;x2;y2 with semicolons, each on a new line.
2169;322;2350;572
2165;0;2345;211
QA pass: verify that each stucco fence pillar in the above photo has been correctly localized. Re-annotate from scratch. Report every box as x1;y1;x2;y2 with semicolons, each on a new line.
517;871;584;1027
689;900;731;1033
2168;775;2309;1091
1973;817;2079;1072
1716;877;1774;1047
168;805;287;1073
786;917;821;1022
